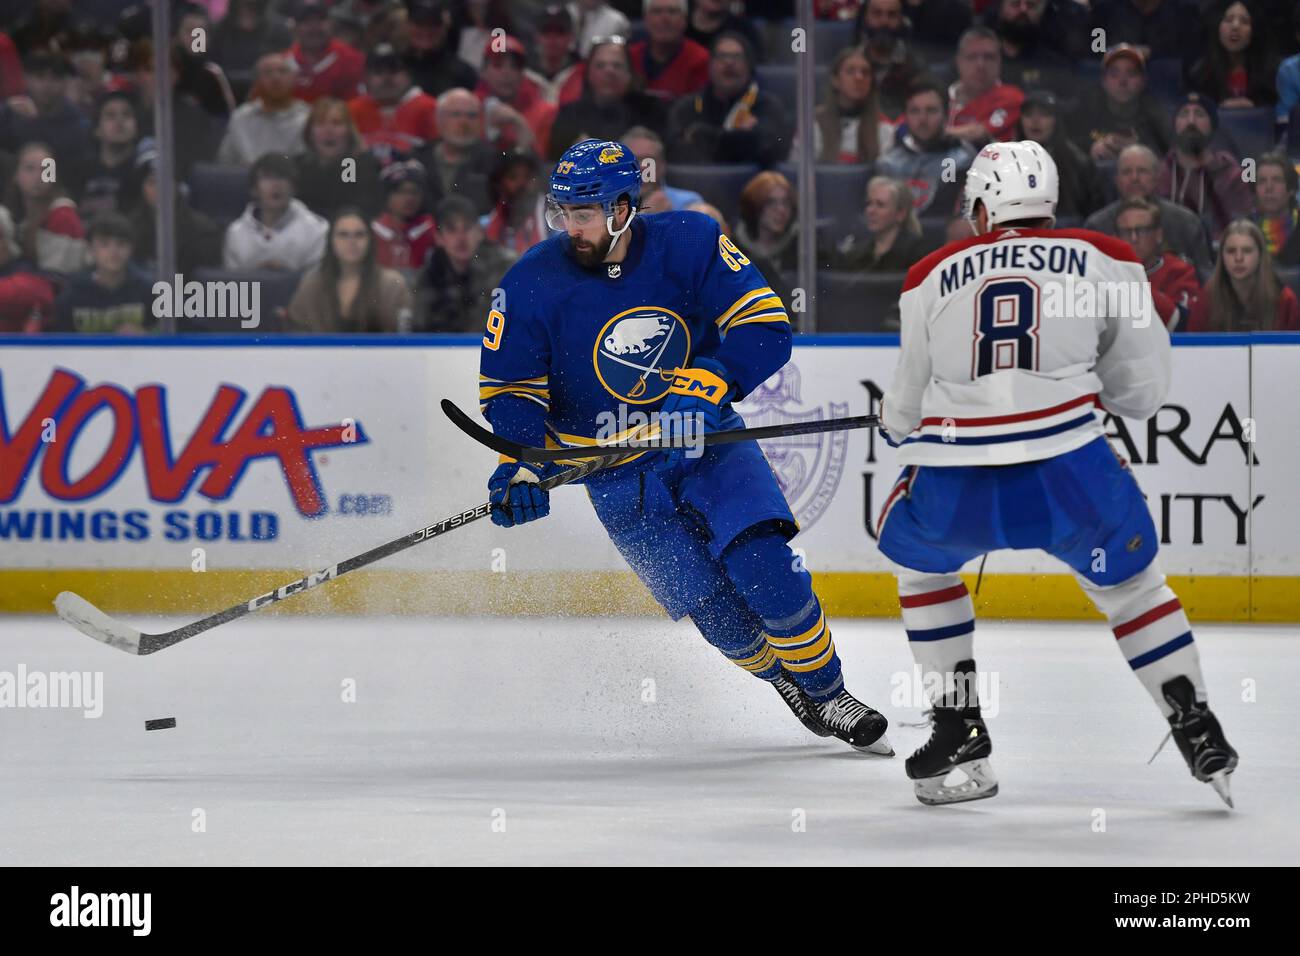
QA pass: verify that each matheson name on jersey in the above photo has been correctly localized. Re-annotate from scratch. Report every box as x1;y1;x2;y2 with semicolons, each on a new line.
938;239;1088;297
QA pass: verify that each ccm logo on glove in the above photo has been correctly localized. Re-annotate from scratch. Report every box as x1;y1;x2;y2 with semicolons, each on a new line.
665;366;728;403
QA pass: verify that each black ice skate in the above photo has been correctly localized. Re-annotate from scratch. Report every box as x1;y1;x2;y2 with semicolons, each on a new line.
1156;676;1239;808
772;673;834;739
813;689;893;756
905;660;997;806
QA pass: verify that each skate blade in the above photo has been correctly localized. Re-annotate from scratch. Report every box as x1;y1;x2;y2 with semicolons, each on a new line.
1208;770;1234;809
853;733;895;757
913;759;999;806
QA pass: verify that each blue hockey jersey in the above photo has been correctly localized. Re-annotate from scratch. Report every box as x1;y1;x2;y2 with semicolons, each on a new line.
479;210;792;471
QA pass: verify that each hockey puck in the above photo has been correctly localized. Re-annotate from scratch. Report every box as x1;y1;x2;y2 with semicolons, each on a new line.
144;717;176;731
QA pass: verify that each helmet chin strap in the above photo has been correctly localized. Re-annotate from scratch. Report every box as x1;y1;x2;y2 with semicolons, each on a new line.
605;206;638;251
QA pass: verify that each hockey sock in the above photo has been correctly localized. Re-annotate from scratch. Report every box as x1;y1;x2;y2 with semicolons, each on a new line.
720;526;844;701
689;581;782;681
1078;561;1206;718
897;572;977;702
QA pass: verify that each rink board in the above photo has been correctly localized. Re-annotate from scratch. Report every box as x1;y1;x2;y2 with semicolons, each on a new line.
0;334;1295;620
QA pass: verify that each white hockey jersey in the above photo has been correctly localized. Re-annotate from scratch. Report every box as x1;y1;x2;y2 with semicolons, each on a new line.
881;227;1172;466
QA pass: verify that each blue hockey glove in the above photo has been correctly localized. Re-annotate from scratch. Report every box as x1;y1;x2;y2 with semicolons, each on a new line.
488;459;553;527
653;357;733;474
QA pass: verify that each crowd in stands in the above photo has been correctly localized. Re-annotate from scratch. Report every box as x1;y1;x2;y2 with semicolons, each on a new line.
2;0;1300;334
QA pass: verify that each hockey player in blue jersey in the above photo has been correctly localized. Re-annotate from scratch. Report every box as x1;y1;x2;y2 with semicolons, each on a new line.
878;141;1238;806
478;138;891;755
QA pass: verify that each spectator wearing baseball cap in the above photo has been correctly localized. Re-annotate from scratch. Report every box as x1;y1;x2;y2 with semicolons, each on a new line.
1015;90;1107;219
403;0;479;97
1188;0;1278;110
1158;92;1253;239
1067;43;1172;162
477;35;558;156
630;0;712;103
287;0;366;103
349;44;439;158
371;158;437;279
526;4;584;105
414;194;517;333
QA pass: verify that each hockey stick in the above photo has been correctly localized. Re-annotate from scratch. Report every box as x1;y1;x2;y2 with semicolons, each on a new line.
441;399;880;463
53;454;621;656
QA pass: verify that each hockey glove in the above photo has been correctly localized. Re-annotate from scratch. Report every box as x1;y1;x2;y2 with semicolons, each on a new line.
653;357;733;474
488;459;553;527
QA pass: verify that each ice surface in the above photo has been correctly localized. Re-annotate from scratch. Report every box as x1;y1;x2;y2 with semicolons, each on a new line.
2;614;1296;866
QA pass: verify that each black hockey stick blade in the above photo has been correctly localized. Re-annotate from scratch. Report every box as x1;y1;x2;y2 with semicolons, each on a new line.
441;398;879;463
53;453;618;656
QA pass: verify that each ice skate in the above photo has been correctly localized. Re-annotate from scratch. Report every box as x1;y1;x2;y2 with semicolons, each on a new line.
1156;676;1239;808
814;689;893;755
905;661;997;805
771;672;834;738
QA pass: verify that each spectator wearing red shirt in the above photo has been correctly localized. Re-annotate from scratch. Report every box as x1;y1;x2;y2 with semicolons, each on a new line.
0;205;55;333
287;0;365;103
482;150;548;257
1188;219;1300;331
349;44;438;159
0;33;24;99
1115;197;1200;330
4;142;87;276
478;36;557;157
527;4;583;105
630;0;711;103
946;25;1024;147
371;159;437;279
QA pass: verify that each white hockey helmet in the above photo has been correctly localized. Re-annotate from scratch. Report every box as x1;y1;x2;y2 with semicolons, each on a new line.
962;140;1059;229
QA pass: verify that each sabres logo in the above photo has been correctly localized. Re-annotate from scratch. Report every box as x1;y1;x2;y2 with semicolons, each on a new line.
593;307;691;403
597;146;624;164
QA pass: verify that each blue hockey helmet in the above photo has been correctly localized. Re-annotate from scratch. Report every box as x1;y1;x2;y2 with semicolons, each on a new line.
548;139;641;235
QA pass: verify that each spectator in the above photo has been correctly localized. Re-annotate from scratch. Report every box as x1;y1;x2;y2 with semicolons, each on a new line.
1188;0;1277;108
415;194;515;332
294;98;386;220
1188;218;1300;328
288;0;366;103
414;89;496;213
1277;1;1300;127
630;0;711;103
877;80;977;216
404;0;479;97
622;125;701;212
0;33;22;101
173;2;238;118
0;205;56;333
734;170;801;271
126;39;222;181
478;36;558;156
835;175;930;271
527;4;584;105
986;0;1074;96
349;44;439;158
551;38;668;160
64;21;117;116
809;45;896;164
1086;144;1214;269
371;159;437;279
288;206;413;332
687;0;765;60
69;91;142;220
12;0;77;58
4;142;87;275
125;145;222;276
456;0;519;73
1115;197;1200;329
223;153;328;271
211;0;294;85
1159;93;1253;239
666;33;791;165
0;51;91;167
1016;90;1107;219
218;52;311;166
570;0;632;58
946;25;1024;146
685;197;794;311
1089;0;1202;65
1069;43;1172;162
1250;151;1300;264
52;213;155;334
854;0;929;121
483;149;550;255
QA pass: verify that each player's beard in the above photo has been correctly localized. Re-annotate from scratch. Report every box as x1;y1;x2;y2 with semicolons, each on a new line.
570;229;614;269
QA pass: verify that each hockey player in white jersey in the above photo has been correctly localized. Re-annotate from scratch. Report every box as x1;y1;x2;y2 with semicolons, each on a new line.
877;141;1238;807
